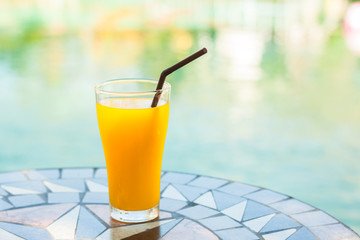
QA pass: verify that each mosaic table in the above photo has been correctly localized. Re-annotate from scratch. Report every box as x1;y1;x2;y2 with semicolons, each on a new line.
0;168;358;240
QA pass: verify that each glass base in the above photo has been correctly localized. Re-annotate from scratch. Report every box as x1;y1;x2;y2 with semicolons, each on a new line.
110;204;159;223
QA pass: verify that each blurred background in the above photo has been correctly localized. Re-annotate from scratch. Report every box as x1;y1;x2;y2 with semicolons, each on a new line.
1;0;360;233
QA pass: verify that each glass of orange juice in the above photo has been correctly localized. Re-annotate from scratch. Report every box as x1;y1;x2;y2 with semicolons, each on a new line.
95;78;171;223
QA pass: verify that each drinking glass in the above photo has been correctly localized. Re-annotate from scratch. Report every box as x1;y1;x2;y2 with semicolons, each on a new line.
95;78;171;222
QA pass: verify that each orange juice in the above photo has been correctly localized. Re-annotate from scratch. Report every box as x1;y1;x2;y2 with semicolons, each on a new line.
96;98;169;211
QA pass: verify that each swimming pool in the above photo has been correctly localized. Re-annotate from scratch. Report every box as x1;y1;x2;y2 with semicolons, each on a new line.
1;0;360;233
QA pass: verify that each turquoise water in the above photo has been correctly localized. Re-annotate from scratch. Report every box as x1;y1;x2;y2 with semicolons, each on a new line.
1;0;360;233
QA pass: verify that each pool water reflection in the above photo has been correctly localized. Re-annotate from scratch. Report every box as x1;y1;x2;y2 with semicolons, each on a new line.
1;0;360;234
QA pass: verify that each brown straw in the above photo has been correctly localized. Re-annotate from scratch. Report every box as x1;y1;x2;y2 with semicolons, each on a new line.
151;48;208;107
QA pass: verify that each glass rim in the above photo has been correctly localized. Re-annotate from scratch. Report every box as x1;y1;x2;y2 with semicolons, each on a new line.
95;78;171;96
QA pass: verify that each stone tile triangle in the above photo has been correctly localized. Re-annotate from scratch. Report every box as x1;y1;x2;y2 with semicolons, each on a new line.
287;227;318;240
97;219;175;239
199;215;242;231
0;203;76;227
1;181;47;194
159;198;188;212
243;213;276;232
242;200;277;222
159;218;183;237
215;227;258;240
221;200;247;222
260;214;301;233
173;184;208;201
161;185;187;201
177;205;218;220
194;191;217;209
0;228;24;240
1;186;41;195
161;219;218;240
262;229;297;240
75;206;106;239
86;180;108;192
212;190;246;210
44;181;80;192
0;222;52;240
47;205;80;239
85;204;126;227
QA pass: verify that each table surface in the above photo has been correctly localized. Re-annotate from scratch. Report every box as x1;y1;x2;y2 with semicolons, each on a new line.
0;168;358;240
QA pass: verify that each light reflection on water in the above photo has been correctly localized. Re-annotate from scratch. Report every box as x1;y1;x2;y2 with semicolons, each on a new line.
1;0;360;233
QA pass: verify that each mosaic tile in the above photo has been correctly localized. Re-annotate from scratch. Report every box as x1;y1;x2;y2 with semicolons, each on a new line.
194;191;217;209
199;215;242;231
262;229;296;240
0;172;27;184
160;182;169;192
215;227;259;240
161;172;197;184
177;205;219;220
8;195;45;208
1;181;47;195
97;219;174;239
160;198;188;212
213;190;246;211
0;199;13;210
245;190;288;205
48;192;80;203
260;214;300;233
0;187;9;196
188;176;228;189
0;222;52;240
287;227;318;240
0;203;76;227
309;224;360;240
26;169;59;180
62;168;94;179
0;169;358;240
94;168;107;178
243;213;276;232
218;182;259;197
270;199;314;215
0;228;24;240
82;192;109;203
162;219;219;240
47;205;80;239
161;185;187;201
173;184;208;201
44;179;85;192
291;210;338;227
76;206;106;239
86;179;108;192
221;200;247;222
242;200;277;222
